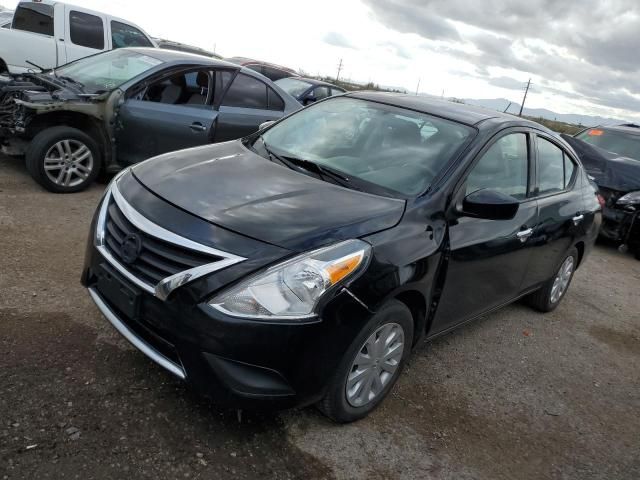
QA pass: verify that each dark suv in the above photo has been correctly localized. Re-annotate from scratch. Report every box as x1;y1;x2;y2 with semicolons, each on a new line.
82;93;601;422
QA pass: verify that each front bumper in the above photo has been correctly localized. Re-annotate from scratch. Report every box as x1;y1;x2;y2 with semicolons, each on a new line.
599;204;640;247
83;254;370;410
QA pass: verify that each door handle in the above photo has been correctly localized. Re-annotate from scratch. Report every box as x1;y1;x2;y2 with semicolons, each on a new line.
572;214;584;226
516;228;533;243
190;122;207;132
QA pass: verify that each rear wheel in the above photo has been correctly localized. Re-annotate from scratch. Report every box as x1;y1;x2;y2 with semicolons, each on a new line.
318;299;413;423
26;126;101;193
527;247;578;312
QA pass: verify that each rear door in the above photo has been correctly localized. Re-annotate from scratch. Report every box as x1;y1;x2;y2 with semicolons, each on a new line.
64;6;107;62
115;68;218;165
520;134;585;287
432;130;539;333
214;72;286;142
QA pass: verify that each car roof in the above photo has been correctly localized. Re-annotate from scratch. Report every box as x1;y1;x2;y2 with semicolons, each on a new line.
125;47;240;69
598;124;640;136
290;77;344;89
345;91;546;128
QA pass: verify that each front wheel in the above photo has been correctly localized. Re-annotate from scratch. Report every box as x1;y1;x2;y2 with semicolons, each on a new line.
318;299;414;423
526;247;578;312
26;126;101;193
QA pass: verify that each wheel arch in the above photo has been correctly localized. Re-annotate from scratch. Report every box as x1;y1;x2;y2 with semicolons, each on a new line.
26;112;110;170
394;290;428;346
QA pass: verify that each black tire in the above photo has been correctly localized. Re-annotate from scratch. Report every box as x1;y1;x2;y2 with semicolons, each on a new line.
318;299;414;423
26;126;101;193
634;248;640;261
526;247;579;313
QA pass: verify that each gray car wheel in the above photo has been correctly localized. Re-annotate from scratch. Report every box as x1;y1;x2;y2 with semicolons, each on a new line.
26;126;101;193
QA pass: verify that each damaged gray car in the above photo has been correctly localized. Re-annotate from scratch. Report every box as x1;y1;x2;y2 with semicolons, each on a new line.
0;48;299;192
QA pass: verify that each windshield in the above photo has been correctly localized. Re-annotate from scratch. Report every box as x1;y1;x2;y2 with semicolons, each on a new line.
54;49;164;93
274;77;313;98
259;97;475;196
576;128;640;161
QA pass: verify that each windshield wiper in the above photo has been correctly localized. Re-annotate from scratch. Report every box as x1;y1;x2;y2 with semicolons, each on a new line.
57;75;85;89
255;136;358;190
26;60;45;71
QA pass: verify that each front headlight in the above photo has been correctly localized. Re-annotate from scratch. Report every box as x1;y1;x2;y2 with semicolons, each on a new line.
209;239;371;320
617;191;640;206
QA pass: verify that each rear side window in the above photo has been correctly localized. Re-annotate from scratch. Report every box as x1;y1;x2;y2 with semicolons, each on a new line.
537;137;566;194
69;11;104;50
13;3;54;36
267;87;285;111
466;133;529;200
222;73;268;109
111;21;153;48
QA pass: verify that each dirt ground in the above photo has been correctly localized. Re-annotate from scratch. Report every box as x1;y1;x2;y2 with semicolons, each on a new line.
1;154;639;480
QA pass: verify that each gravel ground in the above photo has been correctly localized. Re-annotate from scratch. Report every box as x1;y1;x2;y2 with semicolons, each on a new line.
1;154;639;480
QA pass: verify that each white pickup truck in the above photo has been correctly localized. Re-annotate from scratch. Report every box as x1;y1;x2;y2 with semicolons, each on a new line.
0;1;155;74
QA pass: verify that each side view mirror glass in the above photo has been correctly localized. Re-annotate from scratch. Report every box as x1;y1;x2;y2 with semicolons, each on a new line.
259;120;275;130
462;189;520;220
303;96;317;105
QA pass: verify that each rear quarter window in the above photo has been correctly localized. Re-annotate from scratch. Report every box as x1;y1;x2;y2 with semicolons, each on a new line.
221;73;268;109
12;3;54;36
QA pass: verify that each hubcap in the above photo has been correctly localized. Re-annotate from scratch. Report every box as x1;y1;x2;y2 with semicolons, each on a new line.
550;256;575;304
43;139;93;188
345;322;405;407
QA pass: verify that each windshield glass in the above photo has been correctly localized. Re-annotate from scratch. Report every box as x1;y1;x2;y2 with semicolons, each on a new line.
274;77;313;98
259;97;475;196
576;128;640;161
54;49;163;93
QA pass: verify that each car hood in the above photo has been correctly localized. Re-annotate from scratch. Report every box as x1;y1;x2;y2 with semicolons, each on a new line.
132;141;405;251
562;134;640;192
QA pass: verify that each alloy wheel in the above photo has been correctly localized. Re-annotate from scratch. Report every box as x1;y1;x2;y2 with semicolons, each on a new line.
43;139;94;188
550;256;575;304
345;322;405;407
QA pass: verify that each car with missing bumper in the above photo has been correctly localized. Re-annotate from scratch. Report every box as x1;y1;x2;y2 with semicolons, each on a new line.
82;93;600;422
0;48;299;192
562;125;640;259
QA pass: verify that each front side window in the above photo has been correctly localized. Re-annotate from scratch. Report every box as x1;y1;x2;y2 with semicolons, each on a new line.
537;137;566;195
111;21;153;48
466;133;529;200
314;86;331;100
222;73;268;109
69;11;104;50
135;70;211;106
54;49;163;93
12;3;53;36
259;97;475;196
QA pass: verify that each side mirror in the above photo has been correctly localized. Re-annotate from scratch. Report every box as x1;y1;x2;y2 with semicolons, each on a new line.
462;189;519;220
303;95;317;105
259;120;275;130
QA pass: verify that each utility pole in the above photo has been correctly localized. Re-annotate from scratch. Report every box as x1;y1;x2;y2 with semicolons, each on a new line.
518;79;531;116
415;78;420;95
336;59;343;82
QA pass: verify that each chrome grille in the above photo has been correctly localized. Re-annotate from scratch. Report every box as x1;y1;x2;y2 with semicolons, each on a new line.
103;199;223;286
95;174;245;300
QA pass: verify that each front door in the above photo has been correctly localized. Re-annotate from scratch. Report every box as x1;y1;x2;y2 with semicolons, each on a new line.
432;131;538;333
115;70;218;165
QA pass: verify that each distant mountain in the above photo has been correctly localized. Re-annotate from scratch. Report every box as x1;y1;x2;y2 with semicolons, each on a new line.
462;98;625;127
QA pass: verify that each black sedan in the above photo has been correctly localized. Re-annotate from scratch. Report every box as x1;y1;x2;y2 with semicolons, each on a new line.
0;48;300;192
82;93;601;422
275;76;346;105
562;125;640;258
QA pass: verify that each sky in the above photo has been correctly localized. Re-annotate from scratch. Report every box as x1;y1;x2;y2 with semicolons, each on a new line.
4;0;640;121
